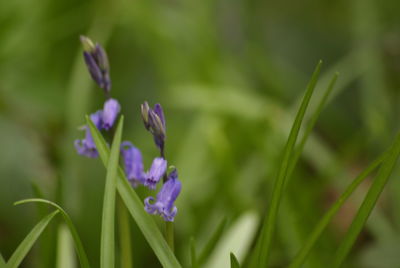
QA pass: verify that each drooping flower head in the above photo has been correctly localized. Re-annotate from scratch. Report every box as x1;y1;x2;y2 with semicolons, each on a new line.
144;157;167;190
120;141;145;187
144;168;181;221
80;35;111;94
74;99;121;158
74;111;102;158
141;102;166;154
101;98;121;130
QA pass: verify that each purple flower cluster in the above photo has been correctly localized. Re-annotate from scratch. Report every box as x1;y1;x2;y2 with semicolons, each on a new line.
75;98;120;158
74;36;181;222
145;169;181;221
121;102;181;221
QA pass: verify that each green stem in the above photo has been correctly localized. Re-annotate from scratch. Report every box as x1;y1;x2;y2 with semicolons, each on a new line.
118;195;133;268
166;222;174;252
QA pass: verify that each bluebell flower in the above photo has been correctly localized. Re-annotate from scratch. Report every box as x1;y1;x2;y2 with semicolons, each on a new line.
144;157;167;190
101;98;120;130
120;143;167;189
120;141;145;187
74;111;103;158
144;169;181;221
141;102;166;154
80;36;111;93
74;99;120;158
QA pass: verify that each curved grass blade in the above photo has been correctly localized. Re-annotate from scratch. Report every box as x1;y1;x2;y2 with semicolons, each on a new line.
101;116;123;268
6;210;59;268
332;133;400;268
190;237;198;268
252;60;322;267
288;150;388;268
198;218;227;265
285;73;338;187
29;180;57;268
86;116;182;268
14;199;91;268
230;253;240;268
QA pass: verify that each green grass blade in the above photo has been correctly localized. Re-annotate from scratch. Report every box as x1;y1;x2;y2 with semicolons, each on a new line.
252;60;322;267
14;199;91;268
117;197;133;268
332;133;400;268
190;237;198;268
288;150;388;268
230;253;240;268
198;218;227;265
1;252;5;266
285;73;338;186
6;210;59;268
56;224;76;268
101;116;123;268
205;212;258;268
86;116;182;268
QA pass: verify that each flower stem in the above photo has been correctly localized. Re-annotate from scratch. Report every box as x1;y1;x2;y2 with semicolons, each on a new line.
161;147;174;251
118;195;133;268
166;221;174;252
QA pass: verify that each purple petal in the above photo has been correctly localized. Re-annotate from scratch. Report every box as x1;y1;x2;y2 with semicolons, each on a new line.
90;110;103;129
74;137;98;158
144;170;181;221
156;175;181;212
83;52;104;88
144;157;167;190
153;103;166;130
74;111;103;158
101;99;120;130
121;141;145;186
94;44;109;71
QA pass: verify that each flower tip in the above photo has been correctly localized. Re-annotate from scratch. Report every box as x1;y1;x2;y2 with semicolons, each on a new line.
80;35;95;52
141;101;151;129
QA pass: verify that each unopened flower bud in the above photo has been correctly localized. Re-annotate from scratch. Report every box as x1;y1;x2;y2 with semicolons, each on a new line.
80;36;112;93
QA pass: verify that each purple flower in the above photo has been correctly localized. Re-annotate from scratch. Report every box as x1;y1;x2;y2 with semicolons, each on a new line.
74;111;102;158
141;102;166;154
145;169;181;221
120;141;145;187
101;98;120;130
144;157;167;190
80;36;111;93
120;143;167;189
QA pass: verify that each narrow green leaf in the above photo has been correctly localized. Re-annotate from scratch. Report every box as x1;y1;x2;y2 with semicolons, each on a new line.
198;218;227;265
86;116;182;268
14;199;91;268
230;253;240;268
56;224;76;268
252;60;322;267
206;212;258;268
1;252;5;266
190;237;198;268
333;133;400;267
117;197;133;268
288;150;388;268
285;72;338;187
29;180;56;268
6;210;59;268
101;116;123;268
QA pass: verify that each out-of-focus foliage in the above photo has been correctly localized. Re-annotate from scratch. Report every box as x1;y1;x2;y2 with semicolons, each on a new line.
0;0;399;267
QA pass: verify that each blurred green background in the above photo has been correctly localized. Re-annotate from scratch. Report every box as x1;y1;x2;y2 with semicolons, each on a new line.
1;0;400;267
